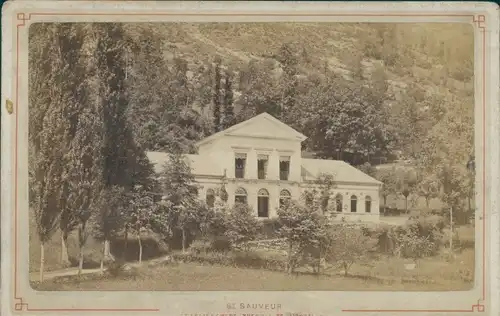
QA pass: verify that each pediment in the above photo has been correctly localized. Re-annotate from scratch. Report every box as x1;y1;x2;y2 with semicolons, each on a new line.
227;114;306;141
196;112;307;146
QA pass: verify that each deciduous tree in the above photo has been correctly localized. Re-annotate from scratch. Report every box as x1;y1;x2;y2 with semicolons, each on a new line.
160;151;201;252
375;168;398;214
416;172;440;208
126;185;165;263
325;224;377;276
224;204;261;250
277;201;329;274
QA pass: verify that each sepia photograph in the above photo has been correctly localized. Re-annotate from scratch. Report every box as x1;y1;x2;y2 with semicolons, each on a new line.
2;1;499;315
28;20;477;292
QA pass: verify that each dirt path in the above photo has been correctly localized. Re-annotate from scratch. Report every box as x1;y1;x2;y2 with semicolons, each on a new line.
30;257;167;282
29;267;103;282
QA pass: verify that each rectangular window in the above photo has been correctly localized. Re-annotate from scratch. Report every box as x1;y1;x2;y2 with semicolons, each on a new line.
235;153;247;179
279;156;290;181
257;155;268;180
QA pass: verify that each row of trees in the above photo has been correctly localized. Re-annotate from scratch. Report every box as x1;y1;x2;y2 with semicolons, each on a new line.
29;23;209;281
357;161;474;220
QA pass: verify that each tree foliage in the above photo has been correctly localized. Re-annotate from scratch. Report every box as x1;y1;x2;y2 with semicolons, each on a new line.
160;152;202;252
224;204;261;249
277;200;330;274
221;70;236;129
376;168;399;212
325;224;377;276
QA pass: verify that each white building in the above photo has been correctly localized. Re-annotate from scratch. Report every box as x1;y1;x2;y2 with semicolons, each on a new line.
147;112;382;223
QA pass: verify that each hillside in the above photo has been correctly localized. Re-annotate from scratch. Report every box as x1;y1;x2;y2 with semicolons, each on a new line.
123;22;474;163
125;22;474;97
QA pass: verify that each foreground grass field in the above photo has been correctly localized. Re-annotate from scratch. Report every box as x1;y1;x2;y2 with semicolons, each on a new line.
32;248;474;291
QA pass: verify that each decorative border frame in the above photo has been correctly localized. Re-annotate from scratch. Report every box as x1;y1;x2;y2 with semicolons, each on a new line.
5;7;493;314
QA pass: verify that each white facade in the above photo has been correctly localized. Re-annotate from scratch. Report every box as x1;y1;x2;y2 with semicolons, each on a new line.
147;113;382;223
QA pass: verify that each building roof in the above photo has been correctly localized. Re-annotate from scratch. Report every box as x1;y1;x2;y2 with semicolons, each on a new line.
301;158;382;185
147;152;381;185
196;112;307;147
146;151;224;177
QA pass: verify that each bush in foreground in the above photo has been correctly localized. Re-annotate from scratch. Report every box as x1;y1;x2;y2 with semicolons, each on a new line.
224;203;262;250
171;250;286;272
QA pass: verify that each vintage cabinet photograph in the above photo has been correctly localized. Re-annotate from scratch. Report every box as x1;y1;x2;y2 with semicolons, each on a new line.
1;1;498;315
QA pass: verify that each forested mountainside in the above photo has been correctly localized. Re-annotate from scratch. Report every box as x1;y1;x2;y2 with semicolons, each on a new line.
29;22;474;176
122;23;474;164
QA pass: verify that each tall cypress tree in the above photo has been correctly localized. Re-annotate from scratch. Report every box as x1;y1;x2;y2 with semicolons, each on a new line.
221;70;235;130
212;60;222;132
278;43;298;121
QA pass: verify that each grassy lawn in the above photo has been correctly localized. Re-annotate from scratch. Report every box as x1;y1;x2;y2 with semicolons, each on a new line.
32;248;474;292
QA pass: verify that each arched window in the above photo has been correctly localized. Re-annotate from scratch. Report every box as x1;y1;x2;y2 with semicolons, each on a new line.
365;196;372;213
206;188;215;208
235;187;247;205
279;189;291;208
257;189;270;218
335;194;343;212
350;195;358;213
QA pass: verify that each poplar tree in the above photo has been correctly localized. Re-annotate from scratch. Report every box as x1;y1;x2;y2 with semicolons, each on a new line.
212;59;222;132
29;23;90;280
221;70;235;129
277;43;298;120
54;23;94;267
90;23;146;265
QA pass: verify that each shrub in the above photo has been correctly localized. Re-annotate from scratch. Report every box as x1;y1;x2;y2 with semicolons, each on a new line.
111;235;169;262
324;224;378;276
369;224;398;255
189;239;213;254
225;203;261;249
167;228;197;251
203;203;229;237
68;253;102;269
395;227;435;263
171;250;286;272
189;234;233;254
277;200;331;274
405;211;445;254
258;218;282;239
210;235;232;252
232;250;286;271
382;207;406;216
456;267;474;283
107;258;128;278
